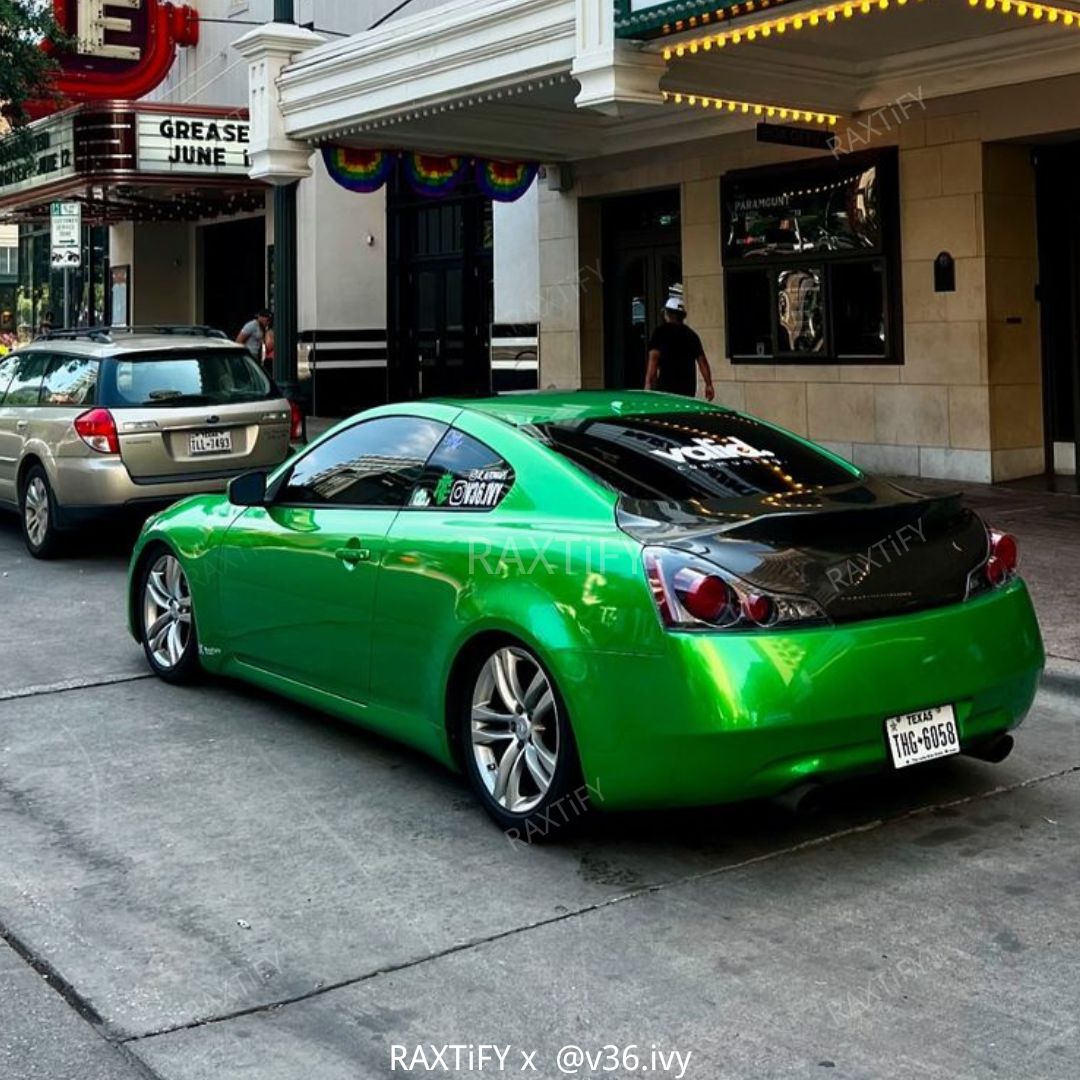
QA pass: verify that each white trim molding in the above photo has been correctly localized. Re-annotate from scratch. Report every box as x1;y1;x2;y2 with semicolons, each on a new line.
234;21;326;185
277;0;578;143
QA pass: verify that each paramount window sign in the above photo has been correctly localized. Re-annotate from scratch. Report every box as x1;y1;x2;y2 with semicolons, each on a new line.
137;115;252;175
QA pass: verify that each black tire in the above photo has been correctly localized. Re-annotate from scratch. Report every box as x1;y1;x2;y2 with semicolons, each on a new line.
458;639;589;841
20;465;63;560
137;547;202;685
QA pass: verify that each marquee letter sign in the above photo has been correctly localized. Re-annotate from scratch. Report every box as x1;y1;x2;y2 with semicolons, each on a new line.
31;1;200;115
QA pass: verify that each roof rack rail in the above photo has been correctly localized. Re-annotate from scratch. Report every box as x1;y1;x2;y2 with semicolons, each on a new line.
39;328;113;343
39;324;229;343
114;324;229;338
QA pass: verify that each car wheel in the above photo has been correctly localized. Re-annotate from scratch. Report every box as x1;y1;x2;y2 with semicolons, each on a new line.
20;465;62;559
461;642;588;839
139;549;201;684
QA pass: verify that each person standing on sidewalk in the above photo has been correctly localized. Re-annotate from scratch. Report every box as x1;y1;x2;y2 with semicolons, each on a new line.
236;308;272;368
644;286;715;400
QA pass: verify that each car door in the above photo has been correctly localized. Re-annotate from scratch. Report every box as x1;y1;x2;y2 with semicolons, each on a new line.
369;426;517;724
217;414;449;704
0;353;49;506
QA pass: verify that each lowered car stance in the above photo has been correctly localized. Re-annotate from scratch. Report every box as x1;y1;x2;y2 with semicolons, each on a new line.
0;328;301;558
127;392;1045;832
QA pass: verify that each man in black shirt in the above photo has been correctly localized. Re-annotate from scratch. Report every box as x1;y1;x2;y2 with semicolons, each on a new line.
644;291;715;400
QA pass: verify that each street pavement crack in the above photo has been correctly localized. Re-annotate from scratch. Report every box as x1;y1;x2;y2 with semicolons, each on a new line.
0;919;166;1080
121;760;1080;1048
0;673;152;703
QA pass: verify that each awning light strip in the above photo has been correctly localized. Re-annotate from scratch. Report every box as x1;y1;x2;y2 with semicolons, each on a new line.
662;0;928;58
974;0;1078;23
662;89;841;124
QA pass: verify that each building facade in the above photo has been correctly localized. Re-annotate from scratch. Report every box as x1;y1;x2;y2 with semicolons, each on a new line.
236;0;1080;485
0;0;542;413
125;0;542;414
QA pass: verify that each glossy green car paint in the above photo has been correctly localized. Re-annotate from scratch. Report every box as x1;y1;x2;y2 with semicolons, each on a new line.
129;392;1045;810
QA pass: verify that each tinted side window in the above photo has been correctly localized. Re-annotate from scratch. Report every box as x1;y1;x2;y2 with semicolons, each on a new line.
40;355;98;407
409;429;514;511
534;411;857;503
3;354;50;407
280;416;447;508
0;355;19;404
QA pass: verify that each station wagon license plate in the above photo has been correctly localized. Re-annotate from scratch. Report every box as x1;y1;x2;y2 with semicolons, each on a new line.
190;430;233;456
886;705;960;769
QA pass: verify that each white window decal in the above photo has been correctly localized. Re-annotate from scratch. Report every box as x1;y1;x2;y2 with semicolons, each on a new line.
650;437;778;465
449;479;506;508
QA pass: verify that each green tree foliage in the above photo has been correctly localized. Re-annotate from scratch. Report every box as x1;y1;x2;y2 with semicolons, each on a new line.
0;0;63;129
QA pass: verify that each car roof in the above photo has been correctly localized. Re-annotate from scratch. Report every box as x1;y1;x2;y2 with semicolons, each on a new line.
433;390;730;427
19;335;245;360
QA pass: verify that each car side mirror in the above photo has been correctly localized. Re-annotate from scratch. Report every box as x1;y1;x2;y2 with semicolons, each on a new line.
228;470;268;507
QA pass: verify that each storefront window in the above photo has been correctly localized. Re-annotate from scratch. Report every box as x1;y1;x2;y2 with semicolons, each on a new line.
721;149;900;364
15;223;108;339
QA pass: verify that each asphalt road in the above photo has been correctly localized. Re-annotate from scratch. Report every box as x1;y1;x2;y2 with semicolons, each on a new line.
1;491;1078;1080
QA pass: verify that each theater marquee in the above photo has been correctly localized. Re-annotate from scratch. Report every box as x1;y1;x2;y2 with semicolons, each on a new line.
0;104;259;217
137;114;252;175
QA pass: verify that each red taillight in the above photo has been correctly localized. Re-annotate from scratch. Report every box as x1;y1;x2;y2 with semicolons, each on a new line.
741;592;776;627
74;408;119;455
289;400;304;442
674;568;734;623
986;530;1018;586
645;551;673;624
643;547;824;632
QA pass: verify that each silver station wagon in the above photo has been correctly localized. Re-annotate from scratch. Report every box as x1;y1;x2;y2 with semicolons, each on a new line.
0;327;301;558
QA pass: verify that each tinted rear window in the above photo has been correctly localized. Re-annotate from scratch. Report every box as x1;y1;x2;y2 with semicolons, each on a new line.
532;411;857;503
99;350;275;408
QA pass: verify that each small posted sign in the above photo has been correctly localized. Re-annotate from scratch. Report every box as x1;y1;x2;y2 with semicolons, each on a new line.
50;201;82;270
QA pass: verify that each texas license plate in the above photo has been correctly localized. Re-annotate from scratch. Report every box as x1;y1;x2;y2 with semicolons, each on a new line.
886;705;960;769
189;430;233;455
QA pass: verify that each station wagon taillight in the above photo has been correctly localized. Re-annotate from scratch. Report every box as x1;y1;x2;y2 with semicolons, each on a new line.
289;400;304;442
644;547;825;632
74;408;120;455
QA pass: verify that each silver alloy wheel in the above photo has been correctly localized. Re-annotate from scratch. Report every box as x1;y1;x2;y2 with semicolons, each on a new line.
24;476;49;548
142;554;193;671
470;646;559;814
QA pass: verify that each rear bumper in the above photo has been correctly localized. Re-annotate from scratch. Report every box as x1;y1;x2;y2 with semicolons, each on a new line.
50;457;246;528
562;581;1045;810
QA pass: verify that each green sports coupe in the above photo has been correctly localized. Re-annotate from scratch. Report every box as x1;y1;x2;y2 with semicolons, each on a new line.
128;392;1044;833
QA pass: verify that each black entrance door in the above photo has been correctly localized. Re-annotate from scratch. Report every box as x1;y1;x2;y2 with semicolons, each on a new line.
602;189;682;390
388;180;493;400
1035;145;1080;488
201;217;265;338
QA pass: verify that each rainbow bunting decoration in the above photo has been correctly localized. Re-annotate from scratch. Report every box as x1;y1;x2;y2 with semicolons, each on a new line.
404;153;469;198
322;147;396;193
475;160;538;203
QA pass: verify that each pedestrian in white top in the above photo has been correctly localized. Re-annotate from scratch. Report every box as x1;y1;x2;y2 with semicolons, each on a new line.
236;308;272;364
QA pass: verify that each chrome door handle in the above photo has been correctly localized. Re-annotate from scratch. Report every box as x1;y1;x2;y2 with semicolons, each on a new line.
335;545;371;567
